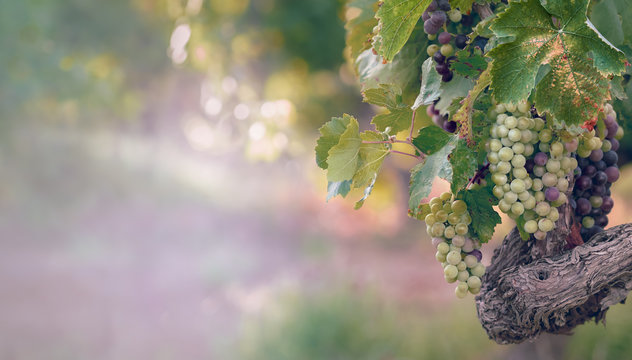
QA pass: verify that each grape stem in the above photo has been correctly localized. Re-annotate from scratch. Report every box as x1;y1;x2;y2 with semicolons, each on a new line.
407;109;416;142
465;163;490;189
362;127;425;159
389;150;423;159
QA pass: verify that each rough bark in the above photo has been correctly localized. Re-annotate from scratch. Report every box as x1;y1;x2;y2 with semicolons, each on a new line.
475;222;632;344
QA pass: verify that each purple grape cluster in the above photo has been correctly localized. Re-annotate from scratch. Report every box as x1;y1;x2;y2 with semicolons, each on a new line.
572;115;621;241
427;102;457;133
422;1;475;83
422;0;451;35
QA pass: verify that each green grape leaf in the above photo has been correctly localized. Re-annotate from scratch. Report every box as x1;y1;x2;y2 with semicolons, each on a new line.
450;50;488;78
354;175;377;209
610;77;627;101
356;40;425;94
326;115;362;182
450;0;476;12
353;131;390;188
364;84;414;133
413;58;442;110
449;139;478;194
327;180;352;201
589;0;625;47
316;115;353;169
412;126;452;154
346;0;379;60
488;0;626;126
434;74;475;115
408;139;456;215
462;186;501;243
373;0;432;62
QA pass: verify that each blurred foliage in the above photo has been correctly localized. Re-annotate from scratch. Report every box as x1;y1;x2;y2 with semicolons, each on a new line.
565;302;632;360
0;0;172;124
239;288;499;360
159;0;365;161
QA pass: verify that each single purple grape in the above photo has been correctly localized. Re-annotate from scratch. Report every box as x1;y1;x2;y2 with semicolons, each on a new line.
438;32;452;44
545;187;560;202
576;198;591;216
424;20;440;35
601;196;614;213
430;11;447;26
605;166;620;183
435;62;450;75
590;149;604;162
525;159;535;173
443;120;457;133
592;185;606;196
427;0;438;11
590;207;603;217
437;0;450;11
577;157;589;169
534;152;548;166
593;171;608;185
584;165;597;177
470;249;483;262
426;104;436;117
433;51;446;63
441;71;454;82
605;116;619;139
603;151;618;166
575;175;591;190
611;138;620;151
422;11;431;21
455;34;468;49
581;226;603;242
595;215;609;228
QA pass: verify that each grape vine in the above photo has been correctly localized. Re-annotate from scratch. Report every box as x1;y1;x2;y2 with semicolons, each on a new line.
316;0;630;300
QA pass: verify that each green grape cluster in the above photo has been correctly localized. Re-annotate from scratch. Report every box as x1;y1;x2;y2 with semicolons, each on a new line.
487;102;578;240
425;192;486;298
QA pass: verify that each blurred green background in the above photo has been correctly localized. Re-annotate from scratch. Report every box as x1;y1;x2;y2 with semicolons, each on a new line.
1;0;632;359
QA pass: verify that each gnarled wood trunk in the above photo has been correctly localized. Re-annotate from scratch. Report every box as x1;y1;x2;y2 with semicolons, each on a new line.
475;219;632;344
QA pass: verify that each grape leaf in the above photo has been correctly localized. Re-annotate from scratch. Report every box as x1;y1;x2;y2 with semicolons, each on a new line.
373;0;432;62
364;84;414;133
408;139;456;215
412;126;452;154
488;0;626;127
326;115;362;182
353;131;390;187
450;0;476;13
356;40;425;94
449;139;477;194
354;175;377;209
412;58;442;110
462;186;501;243
450;50;488;78
346;0;379;60
434;74;475;115
589;0;625;48
327;180;352;201
316;115;353;169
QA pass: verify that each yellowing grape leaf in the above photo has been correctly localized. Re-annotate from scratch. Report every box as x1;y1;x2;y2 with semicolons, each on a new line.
488;0;626;127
